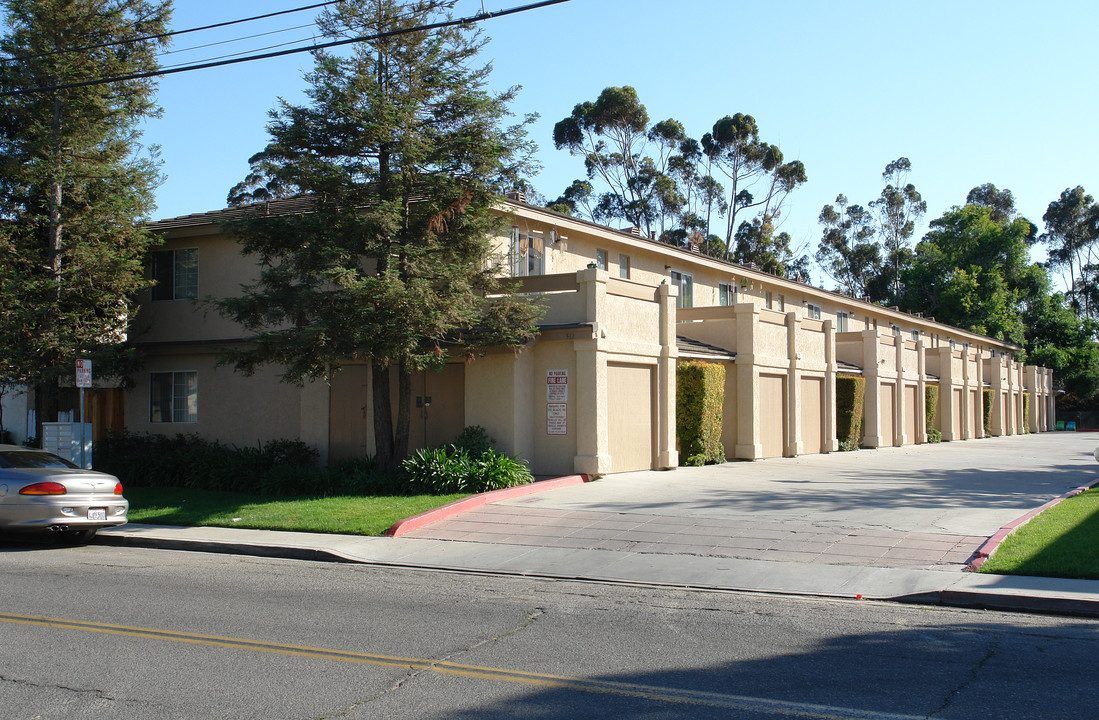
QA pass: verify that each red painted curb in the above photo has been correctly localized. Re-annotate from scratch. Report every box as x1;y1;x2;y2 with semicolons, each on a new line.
967;477;1099;572
384;475;590;537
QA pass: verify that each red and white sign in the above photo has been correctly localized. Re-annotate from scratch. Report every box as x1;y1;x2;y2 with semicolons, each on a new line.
546;369;568;402
75;359;92;388
547;403;567;435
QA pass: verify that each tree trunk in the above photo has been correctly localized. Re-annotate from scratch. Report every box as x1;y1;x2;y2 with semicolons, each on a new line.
394;359;412;462
371;358;396;474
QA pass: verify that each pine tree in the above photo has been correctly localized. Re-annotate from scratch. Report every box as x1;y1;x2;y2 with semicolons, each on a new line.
220;0;542;474
0;0;170;440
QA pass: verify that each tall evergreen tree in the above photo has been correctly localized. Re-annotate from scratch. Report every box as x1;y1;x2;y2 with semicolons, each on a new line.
219;0;542;474
0;0;170;440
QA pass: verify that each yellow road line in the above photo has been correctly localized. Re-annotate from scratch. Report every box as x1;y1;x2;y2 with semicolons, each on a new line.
0;611;924;719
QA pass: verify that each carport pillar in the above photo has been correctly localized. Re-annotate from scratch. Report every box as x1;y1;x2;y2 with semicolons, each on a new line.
937;346;956;441
734;302;764;460
1046;368;1056;432
860;329;885;448
974;349;986;439
823;319;838;453
657;282;679;469
1025;365;1040;434
895;334;908;447
785;310;802;458
573;268;612;476
915;339;927;444
988;355;1007;437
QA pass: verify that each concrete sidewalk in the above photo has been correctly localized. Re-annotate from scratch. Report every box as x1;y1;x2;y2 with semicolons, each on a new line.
99;432;1099;616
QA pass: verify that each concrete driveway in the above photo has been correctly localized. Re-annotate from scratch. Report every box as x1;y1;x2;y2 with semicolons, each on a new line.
406;432;1099;571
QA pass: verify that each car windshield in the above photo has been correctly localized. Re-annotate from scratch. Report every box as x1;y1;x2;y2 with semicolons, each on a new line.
0;451;78;469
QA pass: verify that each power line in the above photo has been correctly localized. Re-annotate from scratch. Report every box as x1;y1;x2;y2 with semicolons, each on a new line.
0;0;344;65
0;0;571;98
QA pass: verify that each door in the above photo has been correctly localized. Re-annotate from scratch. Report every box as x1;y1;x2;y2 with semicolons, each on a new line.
607;362;654;472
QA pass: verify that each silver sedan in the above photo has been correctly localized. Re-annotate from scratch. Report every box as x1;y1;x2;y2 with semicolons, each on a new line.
0;444;128;542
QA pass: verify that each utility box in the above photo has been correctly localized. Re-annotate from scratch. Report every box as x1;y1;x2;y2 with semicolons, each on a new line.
42;422;93;469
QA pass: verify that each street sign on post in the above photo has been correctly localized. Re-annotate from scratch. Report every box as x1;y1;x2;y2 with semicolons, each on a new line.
75;359;92;388
75;359;91;468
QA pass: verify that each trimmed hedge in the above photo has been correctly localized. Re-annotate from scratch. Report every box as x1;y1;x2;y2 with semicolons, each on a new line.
677;361;726;466
925;384;942;443
1023;393;1031;433
983;388;994;434
94;427;531;497
836;374;866;451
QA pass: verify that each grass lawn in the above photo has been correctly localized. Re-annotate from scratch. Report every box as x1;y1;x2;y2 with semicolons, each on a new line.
124;486;472;537
980;488;1099;580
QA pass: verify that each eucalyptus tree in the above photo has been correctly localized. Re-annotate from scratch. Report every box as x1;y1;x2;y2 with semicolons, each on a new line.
870;157;926;300
0;0;170;439
1041;186;1099;318
816;194;882;298
701;113;807;258
219;0;542;473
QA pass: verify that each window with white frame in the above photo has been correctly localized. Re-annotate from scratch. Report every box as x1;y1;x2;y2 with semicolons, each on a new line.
806;303;822;320
618;254;630;279
836;311;850;332
670;270;693;308
891;324;902;337
150;248;198;300
777;294;785;312
765;291;773;309
150;371;197;423
595;248;607;271
911;329;920;342
509;228;544;277
719;282;736;306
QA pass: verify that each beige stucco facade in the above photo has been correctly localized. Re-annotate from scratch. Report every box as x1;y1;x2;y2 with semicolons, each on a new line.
126;197;1055;475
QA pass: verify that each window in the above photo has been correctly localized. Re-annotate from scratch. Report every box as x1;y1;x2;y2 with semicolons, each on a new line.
150;371;197;423
509;228;544;277
595;249;607;271
776;294;785;312
765;291;773;309
618;254;630;279
891;324;902;337
911;329;921;342
670;270;693;308
150;248;198;300
806;303;822;320
719;282;736;306
836;311;850;332
950;339;957;350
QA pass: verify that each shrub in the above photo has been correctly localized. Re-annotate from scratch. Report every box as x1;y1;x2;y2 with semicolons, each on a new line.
836;374;866;450
983;389;994;434
925;384;940;441
400;445;532;494
452;425;496;457
1023;393;1031;433
677;361;725;465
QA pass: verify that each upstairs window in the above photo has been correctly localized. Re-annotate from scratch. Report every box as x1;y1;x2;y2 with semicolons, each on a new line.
719;282;736;306
509;228;544;277
836;311;850;332
806;303;822;320
911;329;921;342
150;248;198;300
670;270;693;308
618;254;630;279
595;248;607;271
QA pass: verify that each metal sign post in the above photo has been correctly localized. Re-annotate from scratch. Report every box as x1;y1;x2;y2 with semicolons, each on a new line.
75;359;91;469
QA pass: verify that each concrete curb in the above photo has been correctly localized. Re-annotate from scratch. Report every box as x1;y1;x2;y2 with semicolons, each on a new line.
967;478;1099;571
384;474;590;537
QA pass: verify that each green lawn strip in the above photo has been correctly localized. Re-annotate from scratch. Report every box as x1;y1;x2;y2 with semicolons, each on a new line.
980;488;1099;580
124;486;471;537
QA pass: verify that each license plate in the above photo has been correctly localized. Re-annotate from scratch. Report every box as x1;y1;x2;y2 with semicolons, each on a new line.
87;508;107;522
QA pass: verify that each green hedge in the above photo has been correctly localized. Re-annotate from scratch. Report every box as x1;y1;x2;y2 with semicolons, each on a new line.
677;361;726;466
836;374;866;451
925;384;942;443
1023;393;1031;433
983;388;994;434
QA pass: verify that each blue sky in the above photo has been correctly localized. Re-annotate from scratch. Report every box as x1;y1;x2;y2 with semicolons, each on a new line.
143;0;1097;279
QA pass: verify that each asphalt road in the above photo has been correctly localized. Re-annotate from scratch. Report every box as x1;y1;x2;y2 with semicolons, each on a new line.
2;542;1098;719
